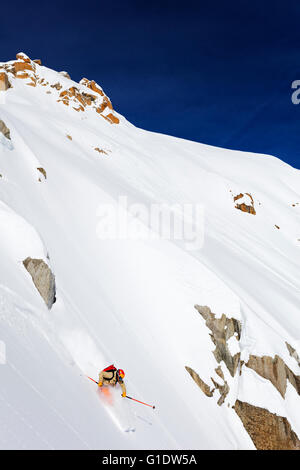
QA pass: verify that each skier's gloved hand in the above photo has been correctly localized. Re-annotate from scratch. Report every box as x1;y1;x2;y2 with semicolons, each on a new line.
98;382;103;387
122;392;126;397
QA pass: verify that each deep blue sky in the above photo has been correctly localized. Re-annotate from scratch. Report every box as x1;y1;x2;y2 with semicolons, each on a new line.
1;0;300;168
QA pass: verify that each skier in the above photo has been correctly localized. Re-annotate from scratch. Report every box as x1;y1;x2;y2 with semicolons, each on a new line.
98;364;127;397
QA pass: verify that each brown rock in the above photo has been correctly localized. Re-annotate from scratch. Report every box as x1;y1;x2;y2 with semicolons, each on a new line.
97;96;112;113
211;366;229;406
59;90;69;98
105;113;120;124
191;302;300;448
76;93;86;106
236;203;256;215
185;366;214;397
286;342;300;367
234;400;300;450
82;92;97;103
14;61;33;73
185;364;229;406
195;305;241;377
51;82;63;91
81;78;104;96
37;167;47;179
58;86;97;111
246;354;300;398
59;71;71;79
0;120;11;140
16;52;31;63
55;79;120;123
0;71;11;91
58;97;69;106
16;73;30;80
94;147;108;155
234;193;256;215
73;105;84;112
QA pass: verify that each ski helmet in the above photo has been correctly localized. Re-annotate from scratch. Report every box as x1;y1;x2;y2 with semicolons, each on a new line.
118;369;125;378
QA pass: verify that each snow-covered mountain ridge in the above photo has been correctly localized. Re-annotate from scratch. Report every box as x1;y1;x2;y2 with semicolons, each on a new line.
0;52;299;449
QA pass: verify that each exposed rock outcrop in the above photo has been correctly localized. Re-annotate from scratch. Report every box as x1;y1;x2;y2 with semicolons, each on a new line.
23;257;56;309
189;304;300;449
37;167;47;180
55;82;119;123
16;52;31;62
55;80;119;123
286;342;300;367
0;120;11;140
80;78;104;96
11;52;37;87
234;193;256;215
234;400;300;450
51;82;62;91
185;366;214;397
59;71;71;79
246;354;300;398
186;306;240;405
94;147;108;155
105;113;120;125
0;71;11;91
211;366;230;406
0;53;119;124
194;305;241;377
186;364;229;406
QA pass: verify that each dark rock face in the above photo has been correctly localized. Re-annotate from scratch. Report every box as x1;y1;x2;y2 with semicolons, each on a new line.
234;400;300;450
0;120;11;140
23;257;56;309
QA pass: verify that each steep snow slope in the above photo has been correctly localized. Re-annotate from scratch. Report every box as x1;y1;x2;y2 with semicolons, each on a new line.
0;53;299;449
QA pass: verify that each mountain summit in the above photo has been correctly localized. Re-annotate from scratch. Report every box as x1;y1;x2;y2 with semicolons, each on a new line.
0;53;299;450
0;52;119;124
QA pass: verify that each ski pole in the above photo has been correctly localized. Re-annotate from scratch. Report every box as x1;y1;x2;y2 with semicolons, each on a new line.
86;377;155;409
125;395;155;409
86;375;98;385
